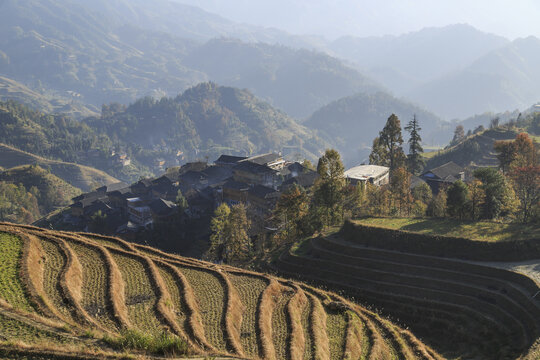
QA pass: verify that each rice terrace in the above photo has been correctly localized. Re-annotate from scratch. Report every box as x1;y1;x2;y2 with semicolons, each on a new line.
0;222;445;359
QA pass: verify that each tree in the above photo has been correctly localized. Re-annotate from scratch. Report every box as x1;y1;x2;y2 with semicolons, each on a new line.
175;190;188;213
494;133;537;173
451;125;465;146
473;125;485;134
509;166;540;223
377;114;406;171
512;133;537;168
446;180;470;219
313;149;346;226
490;117;500;129
390;167;412;216
223;204;251;265
404;114;425;175
468;180;485;220
274;184;310;243
205;203;231;262
473;168;516;219
369;137;388;166
429;189;447;218
412;182;432;205
494;140;517;173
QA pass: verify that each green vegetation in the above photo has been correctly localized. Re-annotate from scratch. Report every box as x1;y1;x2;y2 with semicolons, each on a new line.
103;330;188;356
354;217;539;242
0;233;33;311
0;165;81;222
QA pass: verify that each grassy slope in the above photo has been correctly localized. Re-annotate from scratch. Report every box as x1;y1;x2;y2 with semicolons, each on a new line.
0;224;438;360
0;143;118;192
354;217;540;242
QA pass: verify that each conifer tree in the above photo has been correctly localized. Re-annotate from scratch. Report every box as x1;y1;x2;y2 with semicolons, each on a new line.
370;114;406;171
404;114;425;175
223;204;251;265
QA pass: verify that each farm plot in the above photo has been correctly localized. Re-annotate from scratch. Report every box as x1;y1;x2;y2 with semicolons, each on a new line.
325;310;348;360
156;265;188;333
38;236;75;322
109;251;162;333
0;313;75;345
228;273;268;357
272;286;295;360
301;297;313;360
64;239;117;331
84;235;131;251
174;264;228;352
0;233;33;311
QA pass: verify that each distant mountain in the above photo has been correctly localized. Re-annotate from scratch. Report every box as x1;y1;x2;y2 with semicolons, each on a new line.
0;75;98;118
184;39;382;118
0;0;378;119
304;92;445;166
0;0;206;109
411;36;540;119
85;82;331;162
329;24;509;95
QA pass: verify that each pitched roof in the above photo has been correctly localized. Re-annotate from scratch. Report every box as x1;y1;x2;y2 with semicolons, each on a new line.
249;184;279;199
234;161;276;174
222;179;250;191
97;182;129;194
148;198;177;216
281;172;319;189
202;166;232;184
215;155;247;164
243;153;282;166
423;162;464;181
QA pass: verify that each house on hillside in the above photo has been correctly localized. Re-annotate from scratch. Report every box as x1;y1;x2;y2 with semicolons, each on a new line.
127;197;153;227
421;161;465;194
215;155;247;167
242;153;285;170
344;165;390;186
232;161;278;188
247;185;280;214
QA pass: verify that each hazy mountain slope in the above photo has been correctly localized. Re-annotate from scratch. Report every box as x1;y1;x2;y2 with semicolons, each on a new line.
185;38;382;118
411;36;540;119
0;164;81;219
86;82;330;162
0;0;206;108
0;144;118;192
305;92;445;166
329;24;509;94
0;75;98;117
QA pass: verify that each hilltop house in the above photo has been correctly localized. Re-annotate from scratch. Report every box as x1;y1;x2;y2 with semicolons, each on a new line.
421;161;465;194
344;165;390;186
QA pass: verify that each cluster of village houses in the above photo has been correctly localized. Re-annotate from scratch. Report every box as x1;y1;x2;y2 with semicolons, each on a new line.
67;151;464;236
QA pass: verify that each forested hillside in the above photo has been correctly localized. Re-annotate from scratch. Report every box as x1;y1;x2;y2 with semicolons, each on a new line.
0;165;81;223
305;92;445;165
86;82;330;162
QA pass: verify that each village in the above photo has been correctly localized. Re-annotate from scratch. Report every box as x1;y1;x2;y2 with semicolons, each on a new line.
64;150;464;238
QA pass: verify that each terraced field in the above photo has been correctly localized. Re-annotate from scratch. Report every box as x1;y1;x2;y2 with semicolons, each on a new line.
0;222;442;359
274;228;540;360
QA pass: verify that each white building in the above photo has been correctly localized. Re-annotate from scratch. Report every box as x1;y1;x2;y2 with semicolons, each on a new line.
344;165;390;186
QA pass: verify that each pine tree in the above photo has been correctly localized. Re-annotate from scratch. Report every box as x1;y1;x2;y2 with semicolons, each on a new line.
404;114;425;175
451;125;465;145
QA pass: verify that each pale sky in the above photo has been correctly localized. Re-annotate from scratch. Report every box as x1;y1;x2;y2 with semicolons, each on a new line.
175;0;540;40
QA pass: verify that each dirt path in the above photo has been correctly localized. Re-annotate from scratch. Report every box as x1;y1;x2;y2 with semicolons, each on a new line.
473;259;540;287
